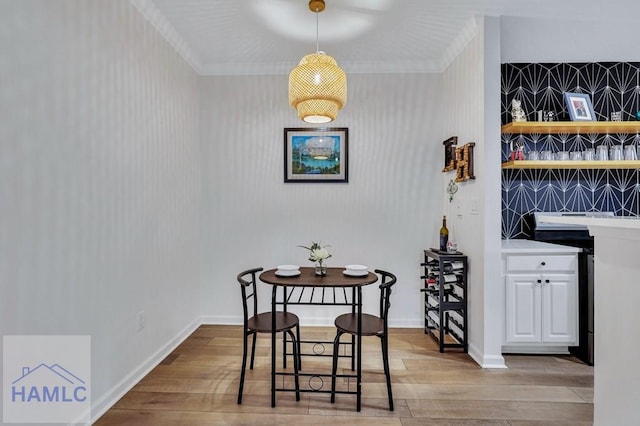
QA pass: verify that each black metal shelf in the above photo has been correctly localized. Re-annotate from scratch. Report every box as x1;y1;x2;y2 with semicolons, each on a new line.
421;249;468;353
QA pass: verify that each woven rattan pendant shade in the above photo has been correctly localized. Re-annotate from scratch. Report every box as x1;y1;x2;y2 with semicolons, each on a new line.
289;53;347;123
288;1;347;123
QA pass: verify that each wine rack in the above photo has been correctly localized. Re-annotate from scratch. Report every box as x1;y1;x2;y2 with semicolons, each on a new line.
420;249;468;353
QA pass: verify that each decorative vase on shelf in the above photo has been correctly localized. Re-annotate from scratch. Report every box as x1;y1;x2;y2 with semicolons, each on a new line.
315;261;327;276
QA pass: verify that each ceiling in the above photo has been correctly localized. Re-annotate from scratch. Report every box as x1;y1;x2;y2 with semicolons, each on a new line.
131;0;640;76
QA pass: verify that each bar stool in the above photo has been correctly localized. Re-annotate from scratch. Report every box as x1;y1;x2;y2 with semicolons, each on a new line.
236;267;300;404
330;269;396;411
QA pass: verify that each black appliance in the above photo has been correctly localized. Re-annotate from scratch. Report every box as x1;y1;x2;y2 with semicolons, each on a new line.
532;211;614;366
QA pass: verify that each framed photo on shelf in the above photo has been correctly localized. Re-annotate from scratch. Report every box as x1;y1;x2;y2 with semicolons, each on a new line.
564;92;596;121
284;127;348;183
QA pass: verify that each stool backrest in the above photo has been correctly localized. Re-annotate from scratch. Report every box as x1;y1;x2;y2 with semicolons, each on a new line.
374;269;397;332
236;267;264;328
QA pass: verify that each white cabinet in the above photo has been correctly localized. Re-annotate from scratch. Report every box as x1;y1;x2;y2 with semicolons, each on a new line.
505;273;577;344
501;241;580;353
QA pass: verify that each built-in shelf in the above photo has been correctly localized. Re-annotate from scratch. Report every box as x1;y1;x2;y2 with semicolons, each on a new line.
501;121;640;134
502;160;640;169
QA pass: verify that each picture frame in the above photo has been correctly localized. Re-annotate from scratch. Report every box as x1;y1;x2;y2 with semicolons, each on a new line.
284;127;348;183
564;92;596;121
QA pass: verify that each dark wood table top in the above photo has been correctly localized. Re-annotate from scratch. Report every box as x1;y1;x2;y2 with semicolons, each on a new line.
259;267;378;288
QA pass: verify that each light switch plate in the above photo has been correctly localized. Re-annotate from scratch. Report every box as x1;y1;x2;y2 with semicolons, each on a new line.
471;199;479;214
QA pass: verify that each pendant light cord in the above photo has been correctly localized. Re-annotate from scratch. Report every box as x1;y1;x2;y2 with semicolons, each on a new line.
315;8;319;53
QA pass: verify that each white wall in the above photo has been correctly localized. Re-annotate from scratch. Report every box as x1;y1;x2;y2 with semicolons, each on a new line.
0;0;201;420
199;73;444;326
501;15;640;63
438;18;485;363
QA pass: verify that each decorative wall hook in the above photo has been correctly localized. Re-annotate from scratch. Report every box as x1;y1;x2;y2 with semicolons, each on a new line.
447;179;458;202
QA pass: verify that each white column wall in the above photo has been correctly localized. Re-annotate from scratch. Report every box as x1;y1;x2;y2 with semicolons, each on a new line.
438;17;505;368
481;16;506;368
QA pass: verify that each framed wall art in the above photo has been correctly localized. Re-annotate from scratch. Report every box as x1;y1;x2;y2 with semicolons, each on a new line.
284;127;349;183
564;92;596;121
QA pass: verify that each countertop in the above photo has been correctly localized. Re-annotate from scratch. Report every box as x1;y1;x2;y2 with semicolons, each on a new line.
501;239;582;254
538;215;640;230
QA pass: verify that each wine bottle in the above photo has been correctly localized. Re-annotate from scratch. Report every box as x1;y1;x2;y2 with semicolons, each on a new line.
443;273;458;283
442;261;463;272
439;215;449;251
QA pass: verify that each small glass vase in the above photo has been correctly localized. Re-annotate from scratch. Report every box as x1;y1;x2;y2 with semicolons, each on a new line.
314;262;327;276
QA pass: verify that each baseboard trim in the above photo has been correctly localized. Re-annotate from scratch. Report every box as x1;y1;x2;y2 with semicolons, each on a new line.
201;315;240;325
201;315;423;328
90;318;201;423
468;342;507;369
502;345;571;355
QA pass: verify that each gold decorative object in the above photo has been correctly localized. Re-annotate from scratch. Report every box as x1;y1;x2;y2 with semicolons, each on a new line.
442;136;458;172
455;142;476;182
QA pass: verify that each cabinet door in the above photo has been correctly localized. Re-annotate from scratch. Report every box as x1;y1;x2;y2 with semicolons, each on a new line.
505;274;541;343
541;273;578;344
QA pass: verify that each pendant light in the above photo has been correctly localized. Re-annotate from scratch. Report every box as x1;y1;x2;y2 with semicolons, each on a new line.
288;0;347;124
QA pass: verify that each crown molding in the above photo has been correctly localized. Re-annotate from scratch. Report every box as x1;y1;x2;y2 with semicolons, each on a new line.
438;16;479;72
129;0;203;74
198;59;445;76
130;0;477;76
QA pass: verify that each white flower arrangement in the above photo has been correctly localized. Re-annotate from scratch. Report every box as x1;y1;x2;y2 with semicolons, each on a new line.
299;241;332;263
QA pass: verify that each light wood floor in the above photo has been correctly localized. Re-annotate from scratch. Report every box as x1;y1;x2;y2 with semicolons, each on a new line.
96;325;593;425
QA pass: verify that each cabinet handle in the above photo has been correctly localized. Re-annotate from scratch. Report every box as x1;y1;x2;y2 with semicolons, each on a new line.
545;279;550;284
537;279;542;284
540;261;546;266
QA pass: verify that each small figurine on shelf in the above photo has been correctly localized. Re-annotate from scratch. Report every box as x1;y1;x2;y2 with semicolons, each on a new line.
510;99;527;122
545;111;555;122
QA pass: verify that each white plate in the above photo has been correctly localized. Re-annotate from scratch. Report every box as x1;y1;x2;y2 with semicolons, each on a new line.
343;269;369;277
344;264;368;271
276;270;301;277
276;264;299;271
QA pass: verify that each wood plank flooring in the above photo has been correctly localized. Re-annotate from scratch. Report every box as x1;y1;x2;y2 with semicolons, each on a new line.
95;325;593;425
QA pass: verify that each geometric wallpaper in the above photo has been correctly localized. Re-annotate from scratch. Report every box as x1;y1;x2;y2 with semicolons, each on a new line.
501;62;640;239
